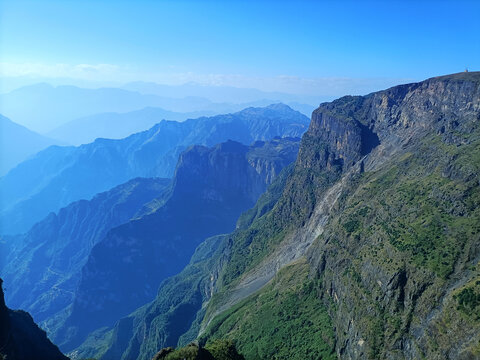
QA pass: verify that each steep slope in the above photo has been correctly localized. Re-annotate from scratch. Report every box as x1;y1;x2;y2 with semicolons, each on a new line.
79;72;480;360
70;234;231;360
0;115;60;176
202;259;335;360
0;177;170;326
199;72;480;359
47;107;213;145
0;104;309;235
0;278;68;360
48;137;301;352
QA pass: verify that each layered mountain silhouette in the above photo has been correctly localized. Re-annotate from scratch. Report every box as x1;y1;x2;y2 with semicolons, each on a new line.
1;136;300;353
0;104;309;235
0;115;60;176
0;83;314;133
3;73;479;360
47;107;215;145
73;164;293;360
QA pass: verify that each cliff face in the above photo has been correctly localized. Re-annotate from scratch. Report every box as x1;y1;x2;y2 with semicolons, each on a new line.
198;73;480;359
302;72;480;173
52;137;300;353
173;138;299;205
304;73;480;359
0;279;68;360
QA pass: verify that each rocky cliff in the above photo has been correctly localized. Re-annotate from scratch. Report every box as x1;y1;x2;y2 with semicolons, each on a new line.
99;72;480;360
200;72;480;359
304;72;480;359
0;278;68;360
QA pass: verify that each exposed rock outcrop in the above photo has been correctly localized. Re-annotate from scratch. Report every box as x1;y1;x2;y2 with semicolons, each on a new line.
63;72;480;360
200;72;480;359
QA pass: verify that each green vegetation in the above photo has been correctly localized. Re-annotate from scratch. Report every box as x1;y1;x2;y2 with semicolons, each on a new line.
205;339;246;360
456;287;480;311
455;280;480;319
204;129;480;359
203;260;335;360
152;340;244;360
335;133;480;279
310;129;480;357
205;125;480;358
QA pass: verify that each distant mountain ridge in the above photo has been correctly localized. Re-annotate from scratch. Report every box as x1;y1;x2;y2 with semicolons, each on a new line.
0;83;218;132
0;104;309;235
0;83;314;133
122;81;322;105
47;107;216;145
0;115;60;176
122;81;320;115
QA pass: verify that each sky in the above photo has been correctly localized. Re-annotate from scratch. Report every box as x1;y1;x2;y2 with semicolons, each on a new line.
1;0;480;96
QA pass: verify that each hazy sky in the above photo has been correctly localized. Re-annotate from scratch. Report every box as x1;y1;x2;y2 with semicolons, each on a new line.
1;0;479;95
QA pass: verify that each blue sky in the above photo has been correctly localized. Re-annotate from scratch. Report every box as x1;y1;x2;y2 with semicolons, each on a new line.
1;0;479;95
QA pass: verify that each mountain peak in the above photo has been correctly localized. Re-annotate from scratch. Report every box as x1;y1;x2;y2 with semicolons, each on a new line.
265;103;294;110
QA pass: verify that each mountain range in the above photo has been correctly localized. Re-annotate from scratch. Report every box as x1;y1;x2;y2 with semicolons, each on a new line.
46;107;215;145
1;135;300;354
0;104;309;235
0;177;171;325
70;72;480;360
0;83;315;134
197;72;480;359
50;137;300;352
121;81;321;115
1;72;479;360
